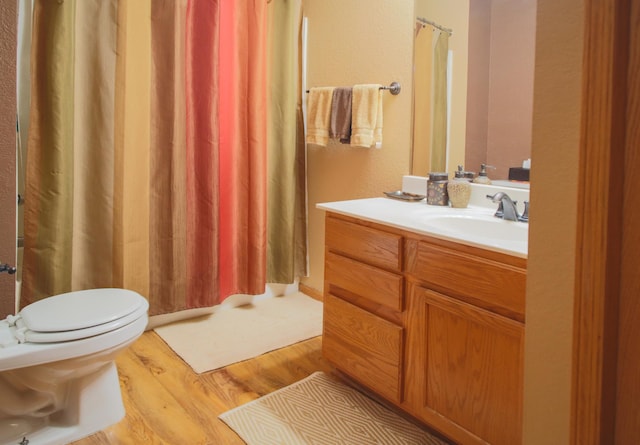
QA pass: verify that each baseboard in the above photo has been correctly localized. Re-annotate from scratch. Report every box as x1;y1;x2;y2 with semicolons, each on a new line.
299;283;323;302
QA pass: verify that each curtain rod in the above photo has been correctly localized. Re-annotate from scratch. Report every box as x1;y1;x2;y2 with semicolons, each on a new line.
416;16;453;35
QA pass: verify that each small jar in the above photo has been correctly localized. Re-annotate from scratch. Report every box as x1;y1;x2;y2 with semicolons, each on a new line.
427;172;449;206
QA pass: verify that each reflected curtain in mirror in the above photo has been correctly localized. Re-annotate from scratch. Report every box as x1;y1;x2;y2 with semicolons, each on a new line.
412;24;450;176
431;31;449;172
412;24;433;176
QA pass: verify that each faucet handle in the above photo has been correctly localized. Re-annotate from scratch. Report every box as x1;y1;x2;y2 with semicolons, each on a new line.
518;201;529;223
486;192;507;202
487;193;504;217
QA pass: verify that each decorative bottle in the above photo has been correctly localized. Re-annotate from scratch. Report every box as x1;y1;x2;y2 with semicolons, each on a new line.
447;165;472;208
472;164;493;185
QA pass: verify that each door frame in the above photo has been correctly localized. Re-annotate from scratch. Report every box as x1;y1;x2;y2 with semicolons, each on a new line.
0;1;17;317
572;0;634;443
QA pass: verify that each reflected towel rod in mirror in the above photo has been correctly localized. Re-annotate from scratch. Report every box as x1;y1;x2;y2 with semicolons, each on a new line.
305;82;401;96
417;16;453;35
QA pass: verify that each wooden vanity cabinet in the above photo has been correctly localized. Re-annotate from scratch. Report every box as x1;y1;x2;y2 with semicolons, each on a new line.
322;212;527;445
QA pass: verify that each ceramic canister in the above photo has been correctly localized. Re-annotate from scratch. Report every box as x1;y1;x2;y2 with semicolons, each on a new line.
427;172;449;206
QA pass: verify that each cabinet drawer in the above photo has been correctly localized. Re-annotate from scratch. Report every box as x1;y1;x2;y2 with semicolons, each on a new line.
406;241;526;321
323;294;403;403
326;216;402;271
326;252;403;311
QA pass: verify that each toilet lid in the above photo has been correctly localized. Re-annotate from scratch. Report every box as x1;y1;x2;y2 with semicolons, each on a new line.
18;289;147;343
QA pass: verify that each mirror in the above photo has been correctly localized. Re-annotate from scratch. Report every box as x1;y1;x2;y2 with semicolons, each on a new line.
411;0;537;182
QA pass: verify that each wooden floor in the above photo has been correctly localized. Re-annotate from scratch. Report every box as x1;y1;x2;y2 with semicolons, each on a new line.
71;331;333;445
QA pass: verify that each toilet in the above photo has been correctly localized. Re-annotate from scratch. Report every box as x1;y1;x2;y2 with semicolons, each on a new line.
0;288;149;445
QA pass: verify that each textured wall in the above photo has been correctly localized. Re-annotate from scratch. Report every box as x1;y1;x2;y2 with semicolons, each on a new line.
300;0;415;293
523;0;584;442
0;2;17;317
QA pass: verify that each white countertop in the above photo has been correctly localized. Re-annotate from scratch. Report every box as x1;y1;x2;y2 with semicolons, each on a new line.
317;197;528;258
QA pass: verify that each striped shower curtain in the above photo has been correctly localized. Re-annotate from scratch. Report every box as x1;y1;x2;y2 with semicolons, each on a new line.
20;0;302;316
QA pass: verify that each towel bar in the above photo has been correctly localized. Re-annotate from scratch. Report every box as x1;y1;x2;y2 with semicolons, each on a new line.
306;82;401;96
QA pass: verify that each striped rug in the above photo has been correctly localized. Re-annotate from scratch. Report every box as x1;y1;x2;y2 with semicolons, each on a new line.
219;371;449;445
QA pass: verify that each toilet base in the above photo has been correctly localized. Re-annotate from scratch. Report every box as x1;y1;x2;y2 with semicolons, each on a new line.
2;362;125;445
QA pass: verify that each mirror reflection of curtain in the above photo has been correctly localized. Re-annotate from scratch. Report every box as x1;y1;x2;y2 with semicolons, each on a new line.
431;31;449;172
20;0;271;316
412;24;434;176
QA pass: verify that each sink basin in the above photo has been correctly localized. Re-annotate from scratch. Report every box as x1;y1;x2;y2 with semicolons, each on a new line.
420;213;528;253
422;214;528;242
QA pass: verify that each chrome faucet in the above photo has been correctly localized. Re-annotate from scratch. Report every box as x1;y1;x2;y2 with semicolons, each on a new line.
486;192;521;222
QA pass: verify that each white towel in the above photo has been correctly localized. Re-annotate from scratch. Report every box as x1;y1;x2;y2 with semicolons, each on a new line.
305;87;335;146
350;84;383;148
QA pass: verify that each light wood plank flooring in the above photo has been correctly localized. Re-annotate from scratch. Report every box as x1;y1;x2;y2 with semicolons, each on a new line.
71;331;333;445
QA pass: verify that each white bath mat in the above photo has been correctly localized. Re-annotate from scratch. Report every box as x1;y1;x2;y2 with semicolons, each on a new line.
154;292;323;373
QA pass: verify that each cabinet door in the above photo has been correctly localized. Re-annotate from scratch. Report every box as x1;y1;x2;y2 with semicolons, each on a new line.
407;286;524;445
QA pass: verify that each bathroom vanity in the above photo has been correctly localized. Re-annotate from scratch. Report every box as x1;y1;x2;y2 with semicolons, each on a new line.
318;197;527;445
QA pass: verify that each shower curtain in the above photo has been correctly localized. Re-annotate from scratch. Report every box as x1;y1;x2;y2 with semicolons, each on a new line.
19;0;303;316
267;0;307;283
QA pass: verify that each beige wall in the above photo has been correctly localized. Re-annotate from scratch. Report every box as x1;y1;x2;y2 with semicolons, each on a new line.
0;1;17;317
523;0;583;442
300;0;415;292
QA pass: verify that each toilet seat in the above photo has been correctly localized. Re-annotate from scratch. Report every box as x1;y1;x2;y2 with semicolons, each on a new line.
5;289;147;345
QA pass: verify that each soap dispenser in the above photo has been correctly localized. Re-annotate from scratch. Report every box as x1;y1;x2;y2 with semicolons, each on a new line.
448;165;472;208
473;164;494;185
